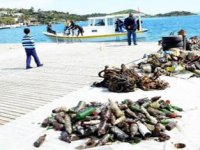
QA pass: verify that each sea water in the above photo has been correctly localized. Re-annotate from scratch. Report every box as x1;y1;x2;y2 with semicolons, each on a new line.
0;15;200;43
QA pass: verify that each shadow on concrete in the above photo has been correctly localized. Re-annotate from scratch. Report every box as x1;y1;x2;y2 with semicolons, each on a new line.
1;67;25;71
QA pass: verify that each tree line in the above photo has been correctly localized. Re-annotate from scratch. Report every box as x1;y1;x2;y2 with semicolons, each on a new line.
0;7;107;25
0;7;196;25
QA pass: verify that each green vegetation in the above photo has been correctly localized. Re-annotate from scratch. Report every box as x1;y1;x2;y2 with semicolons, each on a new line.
154;11;196;17
0;8;197;25
0;7;107;25
0;17;15;24
110;9;139;15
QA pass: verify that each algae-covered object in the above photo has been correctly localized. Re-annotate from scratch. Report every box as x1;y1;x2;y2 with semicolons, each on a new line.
109;99;124;117
166;122;177;131
33;134;46;148
60;131;71;143
129;103;141;112
111;126;129;141
75;107;95;120
130;123;138;138
38;97;183;148
137;122;151;138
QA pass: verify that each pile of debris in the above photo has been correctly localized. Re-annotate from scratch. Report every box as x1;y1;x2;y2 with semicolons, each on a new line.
136;48;200;76
190;36;200;51
35;97;183;149
92;64;168;92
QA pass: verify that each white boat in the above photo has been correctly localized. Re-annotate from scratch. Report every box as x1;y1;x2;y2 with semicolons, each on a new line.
0;25;10;30
43;14;148;42
0;24;26;29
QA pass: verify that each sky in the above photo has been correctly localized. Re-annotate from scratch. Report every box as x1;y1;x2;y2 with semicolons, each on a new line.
0;0;199;15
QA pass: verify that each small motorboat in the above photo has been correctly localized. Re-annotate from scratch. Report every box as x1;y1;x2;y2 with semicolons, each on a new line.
43;14;148;42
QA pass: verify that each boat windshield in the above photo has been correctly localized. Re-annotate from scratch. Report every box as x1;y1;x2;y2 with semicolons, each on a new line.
88;14;141;27
94;19;105;26
107;18;113;26
88;18;114;26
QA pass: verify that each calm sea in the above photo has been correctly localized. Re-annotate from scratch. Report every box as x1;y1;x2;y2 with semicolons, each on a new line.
0;15;200;43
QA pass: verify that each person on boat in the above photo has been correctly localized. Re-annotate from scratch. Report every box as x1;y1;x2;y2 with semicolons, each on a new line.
124;13;137;45
66;20;75;36
99;20;105;26
22;28;43;69
177;29;191;50
47;23;56;34
115;18;124;32
73;25;84;36
64;19;71;34
136;19;143;31
95;20;105;26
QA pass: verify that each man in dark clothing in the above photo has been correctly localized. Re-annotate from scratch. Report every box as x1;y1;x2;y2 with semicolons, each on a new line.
47;23;56;34
73;25;84;36
67;20;75;36
124;13;137;45
136;19;143;31
115;18;124;32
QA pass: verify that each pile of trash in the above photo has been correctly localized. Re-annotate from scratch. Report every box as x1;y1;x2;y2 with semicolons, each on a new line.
34;97;183;149
136;48;200;76
189;36;200;51
160;29;200;51
92;64;168;93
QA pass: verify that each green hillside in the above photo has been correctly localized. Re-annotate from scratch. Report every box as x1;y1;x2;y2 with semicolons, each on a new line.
110;9;139;15
0;8;197;25
155;11;196;17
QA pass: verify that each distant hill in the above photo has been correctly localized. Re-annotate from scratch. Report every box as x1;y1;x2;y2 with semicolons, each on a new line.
110;9;139;15
0;8;198;25
154;11;197;17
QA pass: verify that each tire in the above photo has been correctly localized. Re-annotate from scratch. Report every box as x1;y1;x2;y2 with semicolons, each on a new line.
163;41;183;47
162;36;183;50
162;36;182;43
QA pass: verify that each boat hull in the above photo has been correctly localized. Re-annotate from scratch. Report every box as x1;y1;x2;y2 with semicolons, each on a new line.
43;30;147;42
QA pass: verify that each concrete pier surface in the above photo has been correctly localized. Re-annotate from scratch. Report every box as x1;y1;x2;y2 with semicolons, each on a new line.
0;42;200;150
0;42;160;125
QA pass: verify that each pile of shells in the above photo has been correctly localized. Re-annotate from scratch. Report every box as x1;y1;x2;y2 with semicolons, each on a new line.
34;96;183;149
92;64;168;93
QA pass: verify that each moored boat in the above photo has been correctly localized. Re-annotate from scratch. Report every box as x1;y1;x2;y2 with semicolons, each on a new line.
43;14;148;42
0;25;10;30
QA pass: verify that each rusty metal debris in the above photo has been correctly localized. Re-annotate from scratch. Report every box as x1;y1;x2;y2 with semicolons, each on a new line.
174;143;186;149
190;36;200;51
93;64;169;92
33;134;46;148
135;49;200;77
37;97;183;148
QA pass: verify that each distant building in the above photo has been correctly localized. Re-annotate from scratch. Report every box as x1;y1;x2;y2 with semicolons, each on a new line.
0;11;8;16
26;18;40;26
13;13;23;17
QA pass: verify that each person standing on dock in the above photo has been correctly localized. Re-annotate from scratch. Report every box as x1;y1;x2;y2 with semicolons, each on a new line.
124;13;137;45
22;28;43;69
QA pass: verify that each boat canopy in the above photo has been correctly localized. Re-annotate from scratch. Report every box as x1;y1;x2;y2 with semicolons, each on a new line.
87;14;143;27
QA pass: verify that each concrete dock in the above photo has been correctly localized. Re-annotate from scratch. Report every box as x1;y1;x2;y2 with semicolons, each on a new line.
1;42;200;150
0;42;160;125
